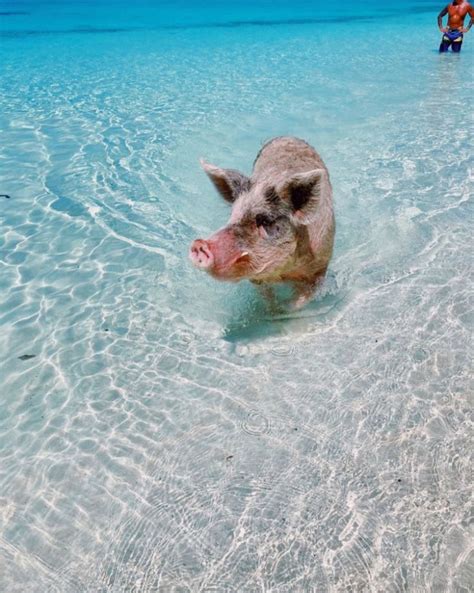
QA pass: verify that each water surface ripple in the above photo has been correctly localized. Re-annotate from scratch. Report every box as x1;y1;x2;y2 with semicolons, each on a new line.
0;1;472;592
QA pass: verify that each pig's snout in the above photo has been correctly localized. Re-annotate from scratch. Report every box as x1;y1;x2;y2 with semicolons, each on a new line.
190;229;250;280
189;239;214;270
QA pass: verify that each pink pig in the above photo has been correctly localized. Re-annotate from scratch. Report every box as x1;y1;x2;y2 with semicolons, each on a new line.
189;136;335;309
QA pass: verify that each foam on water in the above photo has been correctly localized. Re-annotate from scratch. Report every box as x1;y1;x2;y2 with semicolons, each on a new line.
1;1;473;591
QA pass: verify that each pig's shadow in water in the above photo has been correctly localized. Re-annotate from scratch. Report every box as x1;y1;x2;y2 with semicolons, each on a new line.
222;271;347;343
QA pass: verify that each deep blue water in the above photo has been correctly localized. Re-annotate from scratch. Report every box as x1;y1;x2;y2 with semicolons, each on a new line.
1;1;473;591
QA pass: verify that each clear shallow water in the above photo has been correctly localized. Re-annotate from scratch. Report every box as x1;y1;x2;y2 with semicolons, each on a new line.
1;1;473;591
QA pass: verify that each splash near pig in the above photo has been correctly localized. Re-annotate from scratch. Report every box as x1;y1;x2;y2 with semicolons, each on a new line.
189;136;335;309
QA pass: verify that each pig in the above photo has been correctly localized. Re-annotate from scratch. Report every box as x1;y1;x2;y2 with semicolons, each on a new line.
189;136;335;309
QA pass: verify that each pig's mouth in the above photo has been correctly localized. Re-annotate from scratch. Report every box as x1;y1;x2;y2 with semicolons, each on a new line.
189;239;251;281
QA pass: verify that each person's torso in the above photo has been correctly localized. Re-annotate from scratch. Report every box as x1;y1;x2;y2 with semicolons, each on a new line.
448;2;470;20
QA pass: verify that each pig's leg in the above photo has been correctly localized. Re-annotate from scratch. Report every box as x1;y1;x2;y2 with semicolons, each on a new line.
255;282;276;303
291;282;316;310
291;271;327;310
252;281;279;311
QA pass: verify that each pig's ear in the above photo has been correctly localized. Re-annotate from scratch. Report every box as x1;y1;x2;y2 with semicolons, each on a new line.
280;169;327;223
200;159;251;204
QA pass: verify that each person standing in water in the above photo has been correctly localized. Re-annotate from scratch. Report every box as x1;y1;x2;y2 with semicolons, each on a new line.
438;0;474;52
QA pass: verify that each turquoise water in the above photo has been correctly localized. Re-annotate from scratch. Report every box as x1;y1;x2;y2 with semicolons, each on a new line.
1;1;473;591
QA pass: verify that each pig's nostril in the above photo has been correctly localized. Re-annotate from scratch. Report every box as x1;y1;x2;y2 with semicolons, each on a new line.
190;239;214;270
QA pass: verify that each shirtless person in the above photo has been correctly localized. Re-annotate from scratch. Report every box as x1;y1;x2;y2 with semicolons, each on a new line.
438;0;474;52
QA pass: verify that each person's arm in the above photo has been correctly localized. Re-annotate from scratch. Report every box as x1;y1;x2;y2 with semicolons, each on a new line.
438;5;449;32
461;5;474;33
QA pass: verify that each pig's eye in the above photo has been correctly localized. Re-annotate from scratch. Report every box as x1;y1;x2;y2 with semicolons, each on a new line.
255;214;274;229
255;214;282;237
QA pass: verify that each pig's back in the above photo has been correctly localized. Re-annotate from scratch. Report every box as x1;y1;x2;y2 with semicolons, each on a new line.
252;136;327;183
252;137;334;273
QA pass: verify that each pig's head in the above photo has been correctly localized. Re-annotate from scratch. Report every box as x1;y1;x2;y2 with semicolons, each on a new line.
189;160;328;282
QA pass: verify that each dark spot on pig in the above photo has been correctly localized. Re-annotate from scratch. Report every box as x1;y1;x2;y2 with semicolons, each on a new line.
1;194;11;199
18;354;36;361
294;224;312;258
293;427;298;431
104;328;109;332
397;478;402;483
226;455;234;461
